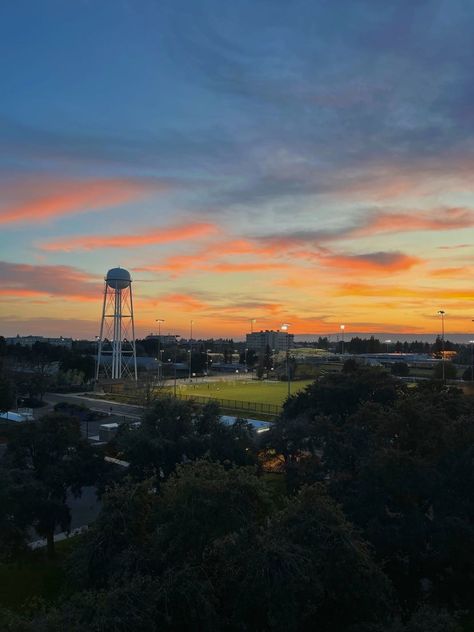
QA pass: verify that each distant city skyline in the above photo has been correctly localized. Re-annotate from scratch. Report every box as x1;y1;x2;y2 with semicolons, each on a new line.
1;1;473;338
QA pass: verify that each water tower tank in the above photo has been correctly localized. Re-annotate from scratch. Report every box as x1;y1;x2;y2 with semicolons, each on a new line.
106;267;131;290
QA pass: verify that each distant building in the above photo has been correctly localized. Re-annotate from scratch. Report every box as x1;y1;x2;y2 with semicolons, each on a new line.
145;334;179;346
5;335;73;349
246;330;294;353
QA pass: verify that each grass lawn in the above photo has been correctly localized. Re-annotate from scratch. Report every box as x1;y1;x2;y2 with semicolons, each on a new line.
165;379;314;408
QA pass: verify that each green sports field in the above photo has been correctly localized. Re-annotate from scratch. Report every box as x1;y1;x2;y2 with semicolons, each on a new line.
166;379;314;407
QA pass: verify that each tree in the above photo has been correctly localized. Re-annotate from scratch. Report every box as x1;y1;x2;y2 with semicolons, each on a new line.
117;397;257;481
433;361;457;380
462;366;474;381
343;357;359;373
67;478;158;589
5;413;102;557
0;467;40;561
210;484;393;631
0;375;16;413
271;367;474;610
68;461;273;591
156;461;273;566
391;361;409;377
244;348;257;369
59;353;95;382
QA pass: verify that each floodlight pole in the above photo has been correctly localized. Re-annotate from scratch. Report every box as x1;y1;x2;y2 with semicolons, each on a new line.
438;310;445;384
470;319;474;381
155;319;164;382
188;320;193;382
281;324;291;398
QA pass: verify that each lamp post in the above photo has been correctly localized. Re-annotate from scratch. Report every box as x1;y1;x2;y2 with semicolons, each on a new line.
172;335;180;395
206;349;211;375
94;335;100;383
281;323;291;398
471;319;474;381
155;319;164;382
340;324;345;355
188;320;194;382
384;339;392;354
469;336;474;381
437;310;445;384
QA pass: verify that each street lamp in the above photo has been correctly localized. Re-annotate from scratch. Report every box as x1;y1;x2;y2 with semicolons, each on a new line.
384;339;392;353
471;319;474;381
94;335;100;383
340;324;345;355
281;323;291;398
206;349;211;375
437;310;445;384
155;319;164;382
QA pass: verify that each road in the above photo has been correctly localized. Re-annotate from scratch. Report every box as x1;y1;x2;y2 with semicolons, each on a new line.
44;392;144;439
45;392;143;419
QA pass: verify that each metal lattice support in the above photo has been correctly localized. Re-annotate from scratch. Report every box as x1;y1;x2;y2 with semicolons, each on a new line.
96;268;137;381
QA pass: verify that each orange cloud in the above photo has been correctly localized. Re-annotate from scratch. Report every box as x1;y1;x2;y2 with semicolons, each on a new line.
356;207;474;237
0;261;101;302
158;292;209;311
294;249;421;273
0;178;161;225
137;239;280;276
337;283;473;301
40;222;218;252
209;261;286;273
0;288;49;298
429;267;469;278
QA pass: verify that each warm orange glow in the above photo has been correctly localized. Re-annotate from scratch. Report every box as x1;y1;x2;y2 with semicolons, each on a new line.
41;222;218;251
0;178;160;224
355;207;474;237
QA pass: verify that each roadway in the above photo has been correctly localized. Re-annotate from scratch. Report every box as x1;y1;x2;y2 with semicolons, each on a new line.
44;392;143;440
45;392;143;419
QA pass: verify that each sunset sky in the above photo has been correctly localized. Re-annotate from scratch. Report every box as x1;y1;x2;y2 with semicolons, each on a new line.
1;0;473;340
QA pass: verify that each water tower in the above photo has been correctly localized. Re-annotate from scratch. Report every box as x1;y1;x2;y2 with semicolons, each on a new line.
96;267;137;381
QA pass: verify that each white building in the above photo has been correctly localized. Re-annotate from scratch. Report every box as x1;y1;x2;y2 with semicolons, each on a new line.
145;333;179;346
5;335;73;349
246;330;294;353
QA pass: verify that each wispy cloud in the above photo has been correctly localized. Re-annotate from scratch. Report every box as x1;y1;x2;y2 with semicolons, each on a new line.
336;283;474;302
259;207;474;246
40;222;218;252
158;292;210;311
355;207;474;237
0;261;100;301
428;267;471;278
137;239;279;276
296;249;421;273
0;177;163;225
